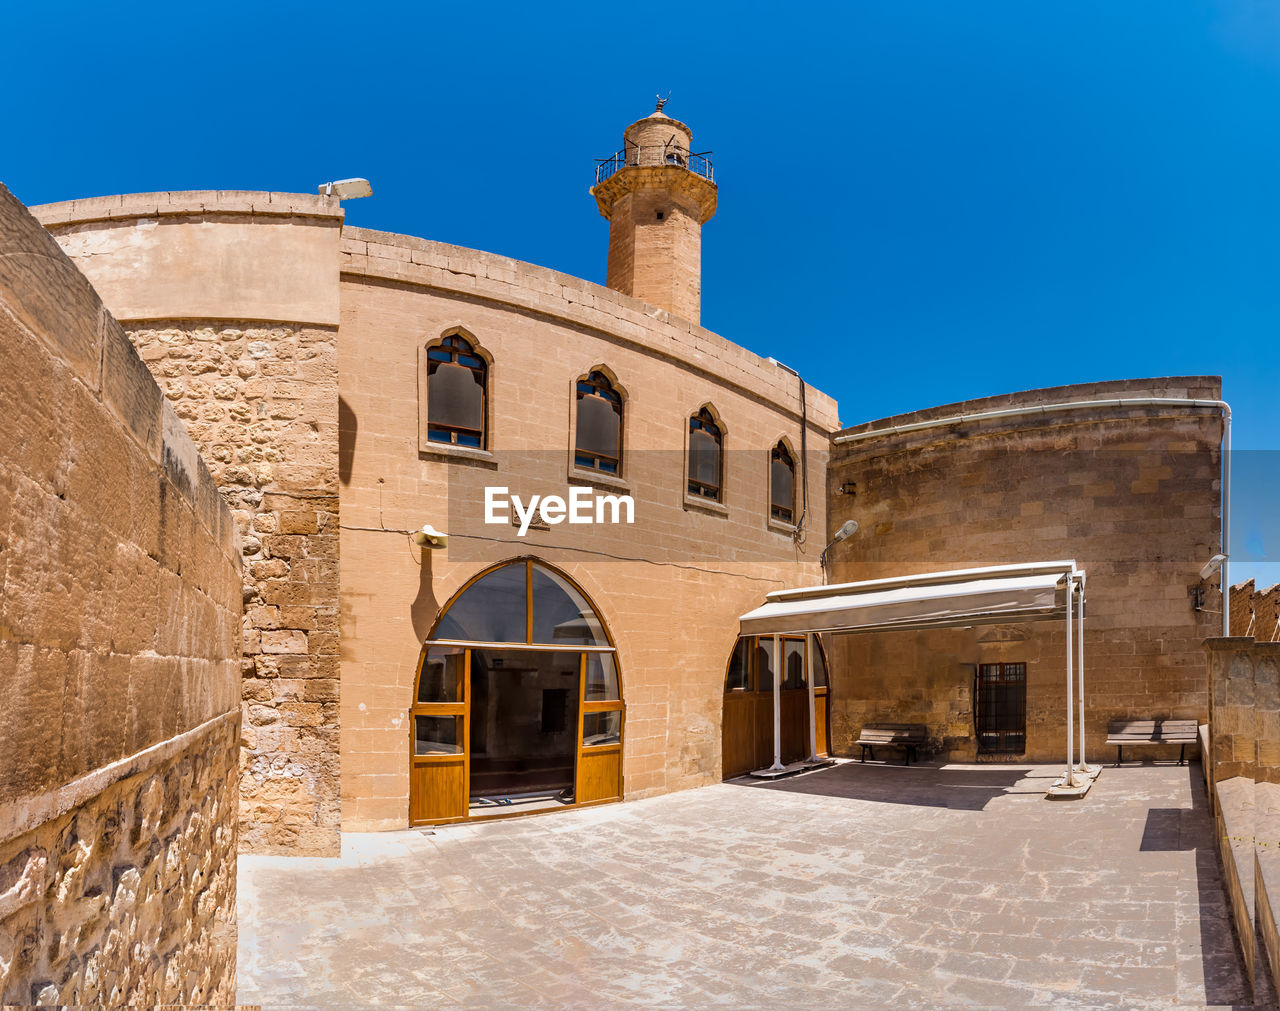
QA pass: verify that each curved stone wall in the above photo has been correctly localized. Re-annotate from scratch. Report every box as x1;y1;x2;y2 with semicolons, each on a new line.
337;227;838;828
827;378;1224;761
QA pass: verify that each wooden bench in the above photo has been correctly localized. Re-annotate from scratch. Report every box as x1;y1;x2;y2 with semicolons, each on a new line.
856;723;927;766
1106;719;1199;767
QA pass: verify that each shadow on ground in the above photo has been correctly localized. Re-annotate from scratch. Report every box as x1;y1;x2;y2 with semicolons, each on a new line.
725;759;1042;810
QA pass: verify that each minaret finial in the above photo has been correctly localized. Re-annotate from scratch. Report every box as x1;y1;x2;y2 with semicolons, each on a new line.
655;92;670;113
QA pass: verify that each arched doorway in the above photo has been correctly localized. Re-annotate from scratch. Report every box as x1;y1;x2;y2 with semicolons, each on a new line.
721;635;830;779
410;558;624;825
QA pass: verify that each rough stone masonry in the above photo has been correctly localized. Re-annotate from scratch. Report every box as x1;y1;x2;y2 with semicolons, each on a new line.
0;184;241;1004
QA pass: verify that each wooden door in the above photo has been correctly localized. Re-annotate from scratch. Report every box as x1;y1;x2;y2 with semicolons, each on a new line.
721;691;757;779
576;653;624;805
409;648;469;825
813;690;830;757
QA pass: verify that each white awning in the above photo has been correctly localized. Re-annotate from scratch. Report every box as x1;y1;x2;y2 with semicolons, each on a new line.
739;561;1077;637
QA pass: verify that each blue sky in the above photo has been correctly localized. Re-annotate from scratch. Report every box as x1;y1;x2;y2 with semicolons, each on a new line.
4;1;1276;585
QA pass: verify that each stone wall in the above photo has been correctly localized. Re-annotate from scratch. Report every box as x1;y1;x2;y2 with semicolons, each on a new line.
127;322;340;856
0;721;239;1005
828;378;1224;762
1232;580;1280;641
0;185;240;1002
1203;636;1280;1002
1206;639;1275;785
33;192;345;857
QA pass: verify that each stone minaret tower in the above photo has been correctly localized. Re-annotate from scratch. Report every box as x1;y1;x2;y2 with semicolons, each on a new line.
591;100;717;323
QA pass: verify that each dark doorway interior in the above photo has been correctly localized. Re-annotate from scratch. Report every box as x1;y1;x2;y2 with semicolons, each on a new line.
975;662;1027;754
469;649;581;811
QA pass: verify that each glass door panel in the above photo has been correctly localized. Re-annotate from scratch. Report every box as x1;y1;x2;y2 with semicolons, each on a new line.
578;653;624;805
469;649;581;816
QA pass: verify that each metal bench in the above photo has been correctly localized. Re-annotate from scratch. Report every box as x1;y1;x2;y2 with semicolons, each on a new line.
856;723;927;766
1106;719;1198;767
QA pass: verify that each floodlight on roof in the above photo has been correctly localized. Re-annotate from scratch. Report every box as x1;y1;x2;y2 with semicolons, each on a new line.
318;178;373;200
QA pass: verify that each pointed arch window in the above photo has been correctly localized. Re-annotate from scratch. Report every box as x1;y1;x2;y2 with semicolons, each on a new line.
575;371;623;474
770;441;795;524
688;408;723;501
427;334;487;448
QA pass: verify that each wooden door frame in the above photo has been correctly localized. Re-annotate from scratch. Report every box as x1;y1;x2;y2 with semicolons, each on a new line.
409;557;625;826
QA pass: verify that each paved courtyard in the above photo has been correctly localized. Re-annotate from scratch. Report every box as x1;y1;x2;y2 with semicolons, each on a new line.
239;760;1248;1008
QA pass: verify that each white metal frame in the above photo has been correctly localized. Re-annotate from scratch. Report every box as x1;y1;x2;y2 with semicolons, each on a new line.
740;561;1098;797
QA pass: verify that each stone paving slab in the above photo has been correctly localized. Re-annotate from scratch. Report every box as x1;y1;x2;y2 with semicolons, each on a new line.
238;761;1250;1008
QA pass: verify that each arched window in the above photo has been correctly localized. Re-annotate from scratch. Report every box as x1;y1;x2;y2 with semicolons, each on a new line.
426;334;486;448
688;408;723;501
575;371;623;474
770;441;795;523
411;559;624;825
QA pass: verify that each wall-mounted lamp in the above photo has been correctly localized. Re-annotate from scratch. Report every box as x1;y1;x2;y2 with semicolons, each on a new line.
819;519;859;570
318;177;373;200
1199;553;1228;581
839;482;857;496
411;524;448;549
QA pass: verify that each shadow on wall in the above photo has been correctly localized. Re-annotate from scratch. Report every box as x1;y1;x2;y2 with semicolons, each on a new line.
410;549;439;643
338;395;356;486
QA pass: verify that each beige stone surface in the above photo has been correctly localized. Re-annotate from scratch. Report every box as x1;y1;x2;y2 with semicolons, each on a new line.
0;718;239;1007
1204;637;1280;1000
591;111;717;324
337;238;834;830
240;762;1248;1007
0;184;240;1003
33;192;343;327
828;378;1225;762
1232;579;1280;641
127;322;341;856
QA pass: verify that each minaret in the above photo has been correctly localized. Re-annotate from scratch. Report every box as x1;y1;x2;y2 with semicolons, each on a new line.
590;99;717;323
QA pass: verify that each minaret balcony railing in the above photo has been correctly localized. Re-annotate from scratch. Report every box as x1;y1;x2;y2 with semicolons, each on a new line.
594;147;714;185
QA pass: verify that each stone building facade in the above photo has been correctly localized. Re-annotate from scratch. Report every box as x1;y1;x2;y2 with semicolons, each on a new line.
0;186;240;1003
24;103;1232;848
32;107;837;843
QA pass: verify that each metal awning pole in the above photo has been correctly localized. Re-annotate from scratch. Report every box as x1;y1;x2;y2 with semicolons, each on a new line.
770;634;784;771
1075;578;1097;776
1064;581;1077;788
806;633;819;761
1077;580;1085;770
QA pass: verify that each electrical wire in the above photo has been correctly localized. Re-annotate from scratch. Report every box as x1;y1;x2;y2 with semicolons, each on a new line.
336;523;791;585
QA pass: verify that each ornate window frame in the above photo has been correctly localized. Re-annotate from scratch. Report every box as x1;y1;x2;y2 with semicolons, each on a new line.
418;325;494;462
